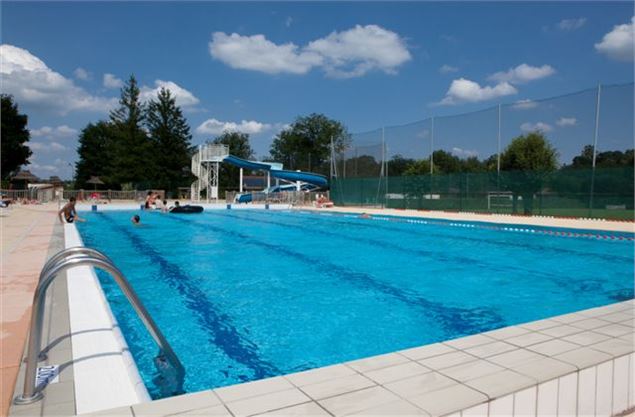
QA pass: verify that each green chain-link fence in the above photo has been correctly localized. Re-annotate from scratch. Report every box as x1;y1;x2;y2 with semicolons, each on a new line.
330;83;634;220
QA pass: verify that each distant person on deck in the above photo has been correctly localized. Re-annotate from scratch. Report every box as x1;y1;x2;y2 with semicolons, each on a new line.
58;197;84;223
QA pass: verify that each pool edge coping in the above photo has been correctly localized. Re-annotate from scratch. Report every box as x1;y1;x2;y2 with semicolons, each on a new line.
64;222;151;413
298;206;635;234
82;299;635;417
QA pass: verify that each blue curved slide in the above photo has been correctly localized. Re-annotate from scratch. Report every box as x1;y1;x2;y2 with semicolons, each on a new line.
223;155;328;188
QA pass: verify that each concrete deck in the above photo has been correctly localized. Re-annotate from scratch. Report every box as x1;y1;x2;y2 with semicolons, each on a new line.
1;204;59;416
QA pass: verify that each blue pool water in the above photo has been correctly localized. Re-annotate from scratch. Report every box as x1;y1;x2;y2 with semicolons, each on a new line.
77;210;634;398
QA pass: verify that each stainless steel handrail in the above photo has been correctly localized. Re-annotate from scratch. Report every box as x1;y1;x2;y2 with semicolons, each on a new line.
39;247;109;280
30;247;110;362
14;254;185;404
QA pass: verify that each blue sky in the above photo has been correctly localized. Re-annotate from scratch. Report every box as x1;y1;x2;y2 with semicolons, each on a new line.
1;1;633;179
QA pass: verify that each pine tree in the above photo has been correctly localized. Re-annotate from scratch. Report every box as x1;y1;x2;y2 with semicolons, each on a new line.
75;121;116;188
146;88;193;195
109;75;153;187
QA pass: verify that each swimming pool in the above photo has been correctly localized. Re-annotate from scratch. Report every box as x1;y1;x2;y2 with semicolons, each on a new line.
76;209;634;399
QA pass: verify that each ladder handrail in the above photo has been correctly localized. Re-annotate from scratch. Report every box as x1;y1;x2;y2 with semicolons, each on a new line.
15;252;185;404
39;246;109;280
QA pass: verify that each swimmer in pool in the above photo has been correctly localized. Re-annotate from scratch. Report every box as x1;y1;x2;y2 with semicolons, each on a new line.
131;215;141;225
58;197;84;223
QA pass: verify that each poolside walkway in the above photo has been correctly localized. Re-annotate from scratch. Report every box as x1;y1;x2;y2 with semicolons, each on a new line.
1;204;58;416
303;206;635;233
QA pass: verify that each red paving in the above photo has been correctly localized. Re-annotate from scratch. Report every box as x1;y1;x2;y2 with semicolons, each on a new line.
1;206;57;416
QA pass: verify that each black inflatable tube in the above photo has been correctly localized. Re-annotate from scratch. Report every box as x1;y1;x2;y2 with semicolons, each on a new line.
170;205;204;214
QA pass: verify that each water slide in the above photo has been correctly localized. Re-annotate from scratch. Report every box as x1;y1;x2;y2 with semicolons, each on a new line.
222;155;328;203
223;155;328;188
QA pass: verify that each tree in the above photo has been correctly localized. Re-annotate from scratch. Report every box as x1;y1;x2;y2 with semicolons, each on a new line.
75;121;116;188
210;132;254;193
388;155;416;176
269;113;350;174
431;150;461;174
109;75;152;187
147;88;193;195
500;131;558;214
1;95;32;180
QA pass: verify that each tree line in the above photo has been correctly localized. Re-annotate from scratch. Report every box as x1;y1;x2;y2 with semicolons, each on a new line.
74;76;193;194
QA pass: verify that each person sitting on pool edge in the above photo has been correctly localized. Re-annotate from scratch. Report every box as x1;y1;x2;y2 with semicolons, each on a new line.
58;197;84;223
131;214;141;225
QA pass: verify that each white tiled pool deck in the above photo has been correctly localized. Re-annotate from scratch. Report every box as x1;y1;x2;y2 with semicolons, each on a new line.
6;204;634;417
72;299;633;417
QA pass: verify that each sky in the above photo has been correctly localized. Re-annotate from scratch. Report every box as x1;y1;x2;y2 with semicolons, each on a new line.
1;1;633;179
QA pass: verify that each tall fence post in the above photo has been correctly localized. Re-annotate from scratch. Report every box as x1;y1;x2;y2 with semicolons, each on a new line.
589;83;602;217
496;104;502;214
430;117;435;175
382;127;387;208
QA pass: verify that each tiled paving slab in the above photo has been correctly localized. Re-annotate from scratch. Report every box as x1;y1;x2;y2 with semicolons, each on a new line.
68;299;634;417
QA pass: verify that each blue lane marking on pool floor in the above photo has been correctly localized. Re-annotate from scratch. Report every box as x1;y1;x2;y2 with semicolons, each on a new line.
214;210;568;276
168;214;506;336
97;212;281;381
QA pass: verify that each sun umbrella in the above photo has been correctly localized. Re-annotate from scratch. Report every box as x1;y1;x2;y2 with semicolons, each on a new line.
12;170;39;189
86;176;104;191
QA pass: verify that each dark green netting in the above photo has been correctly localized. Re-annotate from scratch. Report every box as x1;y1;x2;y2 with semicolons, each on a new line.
331;167;634;220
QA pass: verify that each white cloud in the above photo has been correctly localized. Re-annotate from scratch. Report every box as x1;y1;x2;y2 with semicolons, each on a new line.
439;64;459;74
73;67;91;80
285;16;293;27
31;125;78;138
305;25;412;78
140;80;200;108
556;117;577;127
595;17;634;61
30;141;66;152
0;44;116;114
511;99;538;110
489;64;556;84
210;32;321;75
439;78;517;105
558;18;587;31
103;73;124;89
30;162;58;173
196;118;273;135
520;122;553;133
209;24;411;78
451;147;479;158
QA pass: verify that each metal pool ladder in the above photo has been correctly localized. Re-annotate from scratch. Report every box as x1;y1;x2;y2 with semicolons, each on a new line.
14;247;185;405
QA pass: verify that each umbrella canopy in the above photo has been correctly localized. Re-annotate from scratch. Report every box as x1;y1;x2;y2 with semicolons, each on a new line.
86;176;104;185
86;176;104;191
48;176;63;185
12;170;39;182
